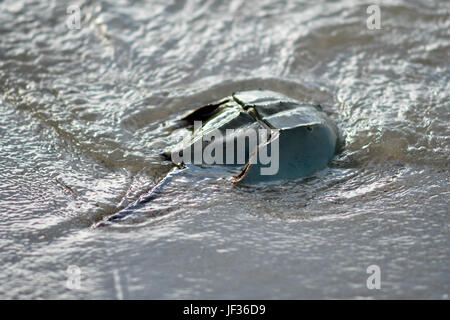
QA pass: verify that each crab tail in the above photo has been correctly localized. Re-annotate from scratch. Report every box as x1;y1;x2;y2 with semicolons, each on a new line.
93;164;187;227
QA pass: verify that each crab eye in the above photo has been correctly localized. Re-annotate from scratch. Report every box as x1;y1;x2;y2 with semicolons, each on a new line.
306;125;313;132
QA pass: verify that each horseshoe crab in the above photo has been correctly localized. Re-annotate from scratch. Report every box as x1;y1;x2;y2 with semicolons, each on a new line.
168;90;339;184
98;90;339;225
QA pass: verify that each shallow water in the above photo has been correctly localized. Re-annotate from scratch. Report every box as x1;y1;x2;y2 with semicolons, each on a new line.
0;0;449;299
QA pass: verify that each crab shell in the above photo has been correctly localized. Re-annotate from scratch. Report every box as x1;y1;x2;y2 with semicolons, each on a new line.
170;90;339;185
